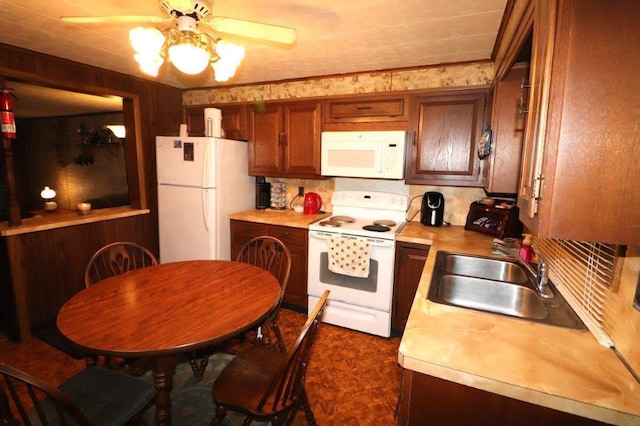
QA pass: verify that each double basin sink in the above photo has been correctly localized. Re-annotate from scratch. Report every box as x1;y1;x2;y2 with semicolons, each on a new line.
427;251;586;330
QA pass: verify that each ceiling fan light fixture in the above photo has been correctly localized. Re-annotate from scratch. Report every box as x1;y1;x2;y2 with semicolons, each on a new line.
168;40;210;75
130;27;165;54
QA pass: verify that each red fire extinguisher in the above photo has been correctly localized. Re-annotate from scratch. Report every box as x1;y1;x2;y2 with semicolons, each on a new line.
1;88;17;139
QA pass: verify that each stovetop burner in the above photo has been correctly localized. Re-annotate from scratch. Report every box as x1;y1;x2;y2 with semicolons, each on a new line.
373;219;396;227
363;224;391;232
318;220;343;227
329;216;355;223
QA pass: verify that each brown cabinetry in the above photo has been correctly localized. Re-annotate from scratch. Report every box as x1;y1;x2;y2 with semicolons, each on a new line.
322;95;408;131
248;101;322;178
405;89;490;186
484;63;529;195
230;220;308;309
184;105;248;140
398;370;603;425
500;0;640;245
392;242;429;333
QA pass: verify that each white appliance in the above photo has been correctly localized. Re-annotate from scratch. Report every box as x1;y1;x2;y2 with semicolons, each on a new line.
307;191;409;337
321;131;406;179
156;136;255;263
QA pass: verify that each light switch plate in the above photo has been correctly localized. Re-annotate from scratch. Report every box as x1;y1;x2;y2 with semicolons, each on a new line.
634;272;640;311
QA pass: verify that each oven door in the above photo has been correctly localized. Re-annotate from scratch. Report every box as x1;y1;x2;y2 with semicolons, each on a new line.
307;230;395;312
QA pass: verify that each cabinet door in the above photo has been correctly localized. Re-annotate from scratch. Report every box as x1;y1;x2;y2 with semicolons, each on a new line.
392;242;429;333
229;220;269;260
484;63;528;196
220;105;248;141
185;106;205;137
405;90;489;186
248;104;283;176
270;225;308;309
282;101;322;178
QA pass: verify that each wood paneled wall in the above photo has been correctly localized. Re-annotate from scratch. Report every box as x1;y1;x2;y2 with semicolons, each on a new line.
0;42;184;255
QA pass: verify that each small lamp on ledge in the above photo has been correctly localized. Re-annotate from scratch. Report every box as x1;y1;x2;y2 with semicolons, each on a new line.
40;186;57;211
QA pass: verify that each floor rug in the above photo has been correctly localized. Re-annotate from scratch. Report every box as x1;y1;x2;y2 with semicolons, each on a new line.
141;352;271;426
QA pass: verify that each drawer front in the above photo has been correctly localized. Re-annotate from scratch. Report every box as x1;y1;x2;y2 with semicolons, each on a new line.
325;98;408;123
269;225;307;247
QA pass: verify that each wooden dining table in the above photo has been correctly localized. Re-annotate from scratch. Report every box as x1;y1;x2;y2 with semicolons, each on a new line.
57;260;281;426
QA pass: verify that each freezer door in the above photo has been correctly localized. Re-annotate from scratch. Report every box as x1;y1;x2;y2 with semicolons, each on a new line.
156;136;216;188
158;184;218;262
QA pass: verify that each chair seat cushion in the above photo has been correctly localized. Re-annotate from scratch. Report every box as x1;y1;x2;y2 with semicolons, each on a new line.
58;367;156;426
212;345;285;416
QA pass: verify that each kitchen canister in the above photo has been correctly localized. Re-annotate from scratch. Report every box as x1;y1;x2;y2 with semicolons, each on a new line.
204;108;222;137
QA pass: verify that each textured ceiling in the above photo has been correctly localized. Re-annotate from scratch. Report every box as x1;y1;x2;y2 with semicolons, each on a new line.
1;0;507;117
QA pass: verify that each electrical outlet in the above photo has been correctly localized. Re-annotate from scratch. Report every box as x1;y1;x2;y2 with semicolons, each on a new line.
298;186;304;196
634;272;640;312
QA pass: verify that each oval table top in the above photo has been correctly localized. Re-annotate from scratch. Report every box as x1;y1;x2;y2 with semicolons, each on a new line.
57;260;281;357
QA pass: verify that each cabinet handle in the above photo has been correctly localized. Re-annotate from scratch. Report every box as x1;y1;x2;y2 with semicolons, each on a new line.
279;133;287;146
356;106;372;110
519;78;532;117
412;131;417;146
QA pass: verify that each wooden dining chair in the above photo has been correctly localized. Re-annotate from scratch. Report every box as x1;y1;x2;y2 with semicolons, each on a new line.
84;241;158;287
83;241;158;374
0;363;155;425
189;236;292;380
211;289;329;426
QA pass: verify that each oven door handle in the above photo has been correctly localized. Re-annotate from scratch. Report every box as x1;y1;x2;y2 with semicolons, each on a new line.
309;230;395;247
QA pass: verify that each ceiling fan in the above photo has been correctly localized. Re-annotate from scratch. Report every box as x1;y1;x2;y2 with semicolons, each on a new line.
61;0;297;80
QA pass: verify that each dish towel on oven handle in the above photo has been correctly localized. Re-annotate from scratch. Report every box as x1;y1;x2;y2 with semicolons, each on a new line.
327;236;372;278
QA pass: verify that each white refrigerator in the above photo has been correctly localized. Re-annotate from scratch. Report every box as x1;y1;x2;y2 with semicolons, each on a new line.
156;136;255;263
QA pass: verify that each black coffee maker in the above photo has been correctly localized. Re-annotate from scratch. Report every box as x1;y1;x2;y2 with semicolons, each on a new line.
255;177;271;210
421;192;445;227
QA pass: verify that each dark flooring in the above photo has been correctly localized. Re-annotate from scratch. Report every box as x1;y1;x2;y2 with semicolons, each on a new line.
0;308;402;425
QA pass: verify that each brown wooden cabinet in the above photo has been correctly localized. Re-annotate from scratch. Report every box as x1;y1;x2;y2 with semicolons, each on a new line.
392;241;429;333
322;94;408;131
484;63;529;196
230;219;308;309
404;89;490;186
248;101;322;179
499;0;640;245
398;370;604;425
184;105;248;140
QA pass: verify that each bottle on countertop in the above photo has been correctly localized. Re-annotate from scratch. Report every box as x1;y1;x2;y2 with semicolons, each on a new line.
519;234;534;264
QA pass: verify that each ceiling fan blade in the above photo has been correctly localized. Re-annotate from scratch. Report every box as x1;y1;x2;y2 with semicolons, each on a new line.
61;15;172;24
208;17;296;45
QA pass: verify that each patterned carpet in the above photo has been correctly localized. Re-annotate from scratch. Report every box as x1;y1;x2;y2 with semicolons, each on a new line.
0;308;402;425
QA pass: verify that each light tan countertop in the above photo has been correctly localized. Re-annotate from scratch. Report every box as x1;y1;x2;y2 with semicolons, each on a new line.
397;222;640;425
229;208;331;228
0;206;150;236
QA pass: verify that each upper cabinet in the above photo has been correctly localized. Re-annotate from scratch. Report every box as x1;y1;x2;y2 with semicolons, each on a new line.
248;100;322;178
184;105;248;141
322;95;409;131
483;63;529;196
498;0;640;245
405;89;490;186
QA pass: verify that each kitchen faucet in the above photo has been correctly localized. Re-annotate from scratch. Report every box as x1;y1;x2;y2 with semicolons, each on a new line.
493;239;554;299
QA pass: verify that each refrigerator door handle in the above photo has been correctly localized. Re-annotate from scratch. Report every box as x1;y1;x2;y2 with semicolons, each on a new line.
202;189;210;232
202;141;211;188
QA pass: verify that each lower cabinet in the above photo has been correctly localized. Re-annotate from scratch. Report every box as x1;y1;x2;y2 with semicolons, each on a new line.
230;220;308;309
392;242;430;334
398;370;604;425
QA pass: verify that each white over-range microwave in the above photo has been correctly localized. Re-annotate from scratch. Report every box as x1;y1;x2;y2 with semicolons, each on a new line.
320;130;406;179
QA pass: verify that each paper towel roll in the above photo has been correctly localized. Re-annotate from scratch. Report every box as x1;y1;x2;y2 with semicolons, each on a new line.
204;108;222;137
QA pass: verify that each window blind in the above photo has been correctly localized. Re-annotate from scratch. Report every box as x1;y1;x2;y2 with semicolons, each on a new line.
535;238;625;347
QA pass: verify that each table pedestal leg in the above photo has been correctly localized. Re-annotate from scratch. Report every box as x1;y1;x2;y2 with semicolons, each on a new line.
151;355;177;426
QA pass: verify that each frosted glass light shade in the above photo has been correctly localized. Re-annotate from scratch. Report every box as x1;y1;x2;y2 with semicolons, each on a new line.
130;27;165;53
168;43;210;75
40;186;56;200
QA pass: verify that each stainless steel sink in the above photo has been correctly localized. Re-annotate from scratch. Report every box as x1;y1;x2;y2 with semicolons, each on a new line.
427;251;586;330
437;275;548;319
440;253;529;284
